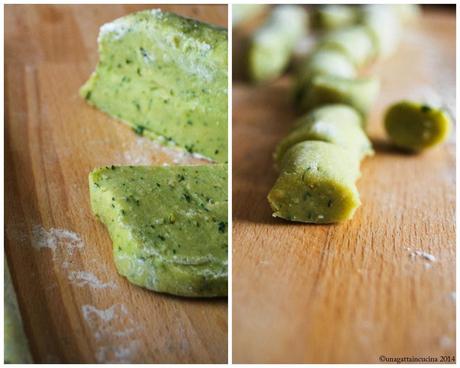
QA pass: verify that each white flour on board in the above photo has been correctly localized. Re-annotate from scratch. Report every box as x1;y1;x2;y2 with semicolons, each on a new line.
406;248;436;262
82;304;141;363
120;134;211;165
121;135;197;165
439;335;454;349
68;271;117;289
32;225;84;255
31;225;117;290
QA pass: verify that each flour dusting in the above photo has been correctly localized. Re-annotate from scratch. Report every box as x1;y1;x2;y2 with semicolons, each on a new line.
121;135;192;165
96;341;142;364
68;271;117;289
31;225;118;292
99;18;131;41
439;335;454;349
82;304;126;325
31;225;84;269
120;134;212;165
407;248;436;262
32;225;83;255
423;262;432;270
82;304;140;363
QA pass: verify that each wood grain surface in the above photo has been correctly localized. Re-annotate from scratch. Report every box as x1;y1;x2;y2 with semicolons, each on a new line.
232;7;456;363
5;4;227;364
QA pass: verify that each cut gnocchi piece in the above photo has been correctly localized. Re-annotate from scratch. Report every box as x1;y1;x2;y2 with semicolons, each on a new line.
268;141;361;224
384;101;452;152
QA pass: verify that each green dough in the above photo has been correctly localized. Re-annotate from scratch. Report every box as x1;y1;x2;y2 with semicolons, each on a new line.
384;101;452;152
319;25;376;67
274;104;373;164
248;5;307;83
297;48;356;84
268;141;361;223
298;74;380;120
4;261;33;364
232;4;268;26
313;5;358;31
89;165;228;297
80;9;228;163
360;5;401;59
295;48;356;104
392;4;421;23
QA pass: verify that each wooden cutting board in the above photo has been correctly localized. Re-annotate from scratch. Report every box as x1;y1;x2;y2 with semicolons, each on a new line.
232;7;456;363
5;4;227;364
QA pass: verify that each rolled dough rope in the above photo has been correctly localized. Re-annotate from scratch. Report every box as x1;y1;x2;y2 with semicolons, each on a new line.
318;25;377;68
298;74;380;121
274;104;373;165
269;5;416;223
313;5;420;58
294;48;356;103
268;141;361;224
384;101;452;152
360;5;402;59
232;4;268;27
312;5;359;31
247;5;308;83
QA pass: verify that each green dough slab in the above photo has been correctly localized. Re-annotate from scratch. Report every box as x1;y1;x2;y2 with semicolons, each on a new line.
298;74;380;120
81;9;228;163
89;164;228;297
274;104;373;164
248;5;307;83
384;101;452;152
268;141;361;224
5;261;33;364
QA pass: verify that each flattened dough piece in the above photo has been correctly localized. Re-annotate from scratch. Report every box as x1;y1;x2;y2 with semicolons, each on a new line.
89;165;228;297
384;101;452;152
268;141;361;223
274;104;373;164
81;9;228;163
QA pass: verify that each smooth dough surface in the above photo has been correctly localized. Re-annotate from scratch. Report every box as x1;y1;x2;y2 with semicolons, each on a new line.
299;74;380;120
319;25;376;67
89;165;228;297
274;104;373;164
360;5;401;59
312;5;358;31
295;48;356;101
268;141;361;224
384;101;452;151
248;5;307;83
